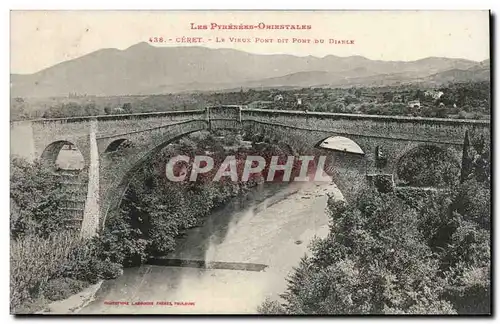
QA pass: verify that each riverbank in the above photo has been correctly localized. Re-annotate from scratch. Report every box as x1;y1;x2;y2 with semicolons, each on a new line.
35;281;103;314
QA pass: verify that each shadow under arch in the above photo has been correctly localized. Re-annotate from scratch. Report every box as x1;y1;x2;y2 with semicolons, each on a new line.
100;129;220;230
105;138;132;153
315;135;365;155
41;140;85;171
311;136;368;203
394;144;461;188
241;125;368;203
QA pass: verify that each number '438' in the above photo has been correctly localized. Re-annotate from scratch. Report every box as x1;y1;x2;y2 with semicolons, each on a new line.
149;37;164;43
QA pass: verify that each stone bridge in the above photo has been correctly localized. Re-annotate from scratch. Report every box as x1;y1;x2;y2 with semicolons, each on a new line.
10;106;490;237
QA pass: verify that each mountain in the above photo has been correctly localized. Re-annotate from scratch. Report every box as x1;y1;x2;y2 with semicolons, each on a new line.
421;59;490;85
11;42;486;98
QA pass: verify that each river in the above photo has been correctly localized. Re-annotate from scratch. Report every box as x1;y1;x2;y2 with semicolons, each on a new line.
79;179;343;314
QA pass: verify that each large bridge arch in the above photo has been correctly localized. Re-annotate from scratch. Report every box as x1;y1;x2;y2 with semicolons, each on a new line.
316;135;366;155
99;130;207;229
241;121;372;202
97;120;214;231
393;143;462;187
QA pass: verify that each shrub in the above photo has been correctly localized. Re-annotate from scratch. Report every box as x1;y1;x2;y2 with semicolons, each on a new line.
266;170;491;315
57;238;124;283
10;157;71;238
257;298;287;314
396;146;460;187
10;231;80;313
42;278;88;302
451;180;490;230
372;174;394;193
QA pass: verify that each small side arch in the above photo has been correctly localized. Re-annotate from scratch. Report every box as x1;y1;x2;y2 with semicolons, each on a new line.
41;140;85;170
316;136;365;155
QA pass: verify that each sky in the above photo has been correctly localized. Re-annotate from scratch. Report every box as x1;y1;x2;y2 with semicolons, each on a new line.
10;10;490;74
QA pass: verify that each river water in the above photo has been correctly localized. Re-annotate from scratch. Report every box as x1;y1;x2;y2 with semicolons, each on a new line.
80;179;342;314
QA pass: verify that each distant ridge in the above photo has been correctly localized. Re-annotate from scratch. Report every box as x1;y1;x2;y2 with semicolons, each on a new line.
10;43;489;98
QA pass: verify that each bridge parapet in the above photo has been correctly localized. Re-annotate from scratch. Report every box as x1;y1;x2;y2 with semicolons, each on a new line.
206;105;242;130
241;109;490;145
95;110;206;138
11;110;207;164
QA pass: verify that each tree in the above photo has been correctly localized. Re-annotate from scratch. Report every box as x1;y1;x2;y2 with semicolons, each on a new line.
396;146;460;187
415;89;425;101
435;104;448;118
382;92;394;102
84;103;99;116
460;131;472;183
266;190;457;315
122;103;132;114
10;158;70;238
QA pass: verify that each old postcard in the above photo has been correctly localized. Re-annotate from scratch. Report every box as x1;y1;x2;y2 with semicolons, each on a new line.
10;10;491;315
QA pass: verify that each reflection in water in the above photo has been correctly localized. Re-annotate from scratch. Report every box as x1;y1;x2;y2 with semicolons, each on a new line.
81;179;340;314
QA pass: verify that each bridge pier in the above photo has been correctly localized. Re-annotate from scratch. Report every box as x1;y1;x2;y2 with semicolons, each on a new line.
205;107;211;130
80;119;100;238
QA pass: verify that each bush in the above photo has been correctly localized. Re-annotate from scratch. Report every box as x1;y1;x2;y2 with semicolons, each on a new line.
451;180;490;230
10;157;105;313
10;231;80;313
43;278;88;302
95;204;149;266
396;146;460;187
10;157;71;238
372;174;394;193
277;190;449;314
257;298;287;314
57;238;124;283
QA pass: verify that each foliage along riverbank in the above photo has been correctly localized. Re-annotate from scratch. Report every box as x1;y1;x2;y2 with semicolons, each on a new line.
10;158;119;313
258;134;491;314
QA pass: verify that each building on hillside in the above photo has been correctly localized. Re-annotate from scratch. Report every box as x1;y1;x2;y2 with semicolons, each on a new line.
424;90;444;100
113;107;125;113
393;94;404;103
363;93;379;102
408;100;421;109
274;94;284;102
